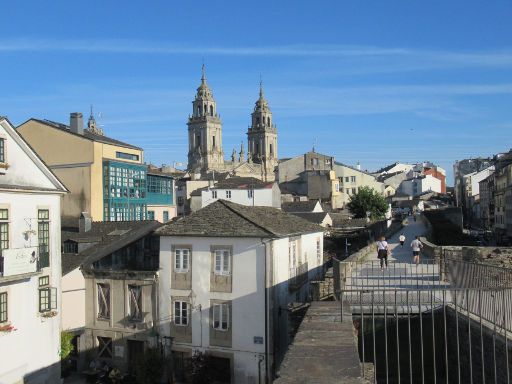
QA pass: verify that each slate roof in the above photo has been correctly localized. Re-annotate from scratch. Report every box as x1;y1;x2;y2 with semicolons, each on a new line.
61;220;161;272
291;212;331;225
281;200;320;213
62;253;89;276
29;119;142;150
212;177;274;190
190;177;274;197
329;213;367;228
156;200;323;238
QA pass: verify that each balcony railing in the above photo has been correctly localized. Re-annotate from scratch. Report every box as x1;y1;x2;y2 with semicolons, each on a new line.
0;247;39;278
289;262;309;291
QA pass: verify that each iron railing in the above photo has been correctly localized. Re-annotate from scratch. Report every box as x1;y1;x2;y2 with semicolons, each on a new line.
343;287;512;384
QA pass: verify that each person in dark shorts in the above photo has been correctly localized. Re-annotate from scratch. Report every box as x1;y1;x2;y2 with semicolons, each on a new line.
376;236;389;270
410;236;423;265
399;233;405;248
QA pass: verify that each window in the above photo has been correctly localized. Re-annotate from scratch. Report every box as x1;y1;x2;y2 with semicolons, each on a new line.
128;285;142;321
174;301;189;326
212;190;217;199
214;249;231;275
63;241;78;253
212;303;229;331
317;239;321;264
289;241;297;268
0;209;8;254
212;136;216;148
351;176;356;183
210;105;214;116
175;249;189;272
345;177;349;183
97;283;110;319
147;211;155;220
116;152;139;161
335;183;339;192
0;139;4;163
39;286;57;312
247;189;253;198
39;275;49;286
163;211;169;222
346;188;350;194
270;144;273;156
225;190;231;199
311;158;319;166
38;209;50;268
352;188;357;194
177;197;184;205
97;336;112;358
0;292;7;323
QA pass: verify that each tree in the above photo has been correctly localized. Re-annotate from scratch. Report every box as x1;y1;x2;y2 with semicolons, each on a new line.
347;186;388;220
60;331;75;377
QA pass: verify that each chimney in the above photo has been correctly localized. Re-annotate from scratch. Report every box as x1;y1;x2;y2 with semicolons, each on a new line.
356;162;361;171
79;212;92;233
70;112;84;135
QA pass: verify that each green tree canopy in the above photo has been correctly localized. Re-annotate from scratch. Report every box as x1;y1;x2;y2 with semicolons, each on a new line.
347;186;388;220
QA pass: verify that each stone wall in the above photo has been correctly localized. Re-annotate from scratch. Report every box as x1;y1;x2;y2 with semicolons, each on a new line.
419;237;512;269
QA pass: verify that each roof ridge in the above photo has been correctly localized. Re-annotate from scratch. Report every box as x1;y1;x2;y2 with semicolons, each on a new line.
218;200;277;236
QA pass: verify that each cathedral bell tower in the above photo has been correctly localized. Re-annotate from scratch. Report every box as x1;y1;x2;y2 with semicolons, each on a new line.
187;65;224;172
247;82;278;169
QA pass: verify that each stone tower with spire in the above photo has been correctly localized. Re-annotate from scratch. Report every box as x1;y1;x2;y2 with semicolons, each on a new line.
247;81;278;170
187;65;224;173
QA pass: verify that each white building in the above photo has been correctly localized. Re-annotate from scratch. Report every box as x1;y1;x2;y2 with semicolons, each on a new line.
0;117;67;383
399;174;441;197
462;166;495;222
192;177;280;212
157;200;324;383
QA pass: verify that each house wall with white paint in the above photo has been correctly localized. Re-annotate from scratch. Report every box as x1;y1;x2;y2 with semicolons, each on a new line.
0;118;65;384
159;229;323;383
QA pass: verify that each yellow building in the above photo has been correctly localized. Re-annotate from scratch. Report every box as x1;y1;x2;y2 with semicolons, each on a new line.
17;112;145;223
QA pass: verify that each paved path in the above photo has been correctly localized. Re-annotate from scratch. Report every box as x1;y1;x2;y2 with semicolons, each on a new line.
387;214;428;264
343;215;451;312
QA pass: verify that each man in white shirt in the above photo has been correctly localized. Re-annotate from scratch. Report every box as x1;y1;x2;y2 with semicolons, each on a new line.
399;234;405;248
410;236;423;265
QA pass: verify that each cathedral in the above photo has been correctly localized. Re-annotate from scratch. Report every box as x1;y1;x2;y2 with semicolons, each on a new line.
187;66;278;181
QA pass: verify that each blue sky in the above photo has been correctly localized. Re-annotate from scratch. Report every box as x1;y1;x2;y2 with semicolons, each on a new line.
1;1;512;184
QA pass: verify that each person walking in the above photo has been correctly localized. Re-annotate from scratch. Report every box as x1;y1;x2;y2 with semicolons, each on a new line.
399;233;406;248
376;236;389;270
411;235;423;265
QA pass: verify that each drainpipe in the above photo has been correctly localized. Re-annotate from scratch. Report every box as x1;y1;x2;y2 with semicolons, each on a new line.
261;238;271;383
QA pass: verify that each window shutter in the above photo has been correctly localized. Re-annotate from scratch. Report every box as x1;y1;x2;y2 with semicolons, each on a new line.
50;287;57;310
174;301;181;324
223;251;230;273
39;288;49;312
182;250;189;270
215;251;221;273
213;304;220;328
182;303;188;325
221;304;229;330
175;250;181;270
